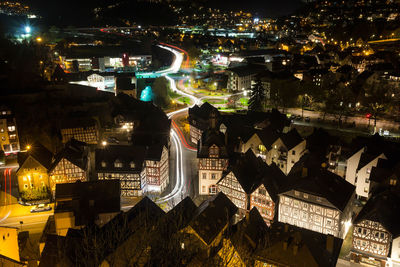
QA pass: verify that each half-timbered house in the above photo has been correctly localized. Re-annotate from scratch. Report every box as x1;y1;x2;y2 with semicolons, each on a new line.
198;110;229;195
237;128;279;162
217;149;287;224
95;145;146;197
49;139;89;197
142;144;169;193
351;189;400;266
278;165;355;238
60;118;99;144
188;102;219;144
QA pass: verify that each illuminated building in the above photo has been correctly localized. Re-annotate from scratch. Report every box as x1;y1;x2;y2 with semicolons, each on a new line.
217;150;287;224
16;142;53;195
226;65;264;92
351;190;400;266
0;107;20;154
188;102;219;145
278;166;355;238
95;144;169;197
0;226;23;265
267;129;306;175
198;110;229;195
60;118;99;144
48;139;89;197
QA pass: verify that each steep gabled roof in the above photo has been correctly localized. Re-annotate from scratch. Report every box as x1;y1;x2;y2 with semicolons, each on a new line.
189;102;219;121
255;222;343;267
95;145;146;173
262;163;288;203
221;150;265;195
197;129;228;158
17;142;53;170
189;192;238;245
283;167;355;212
49;139;88;172
280;128;303;151
354;189;400;238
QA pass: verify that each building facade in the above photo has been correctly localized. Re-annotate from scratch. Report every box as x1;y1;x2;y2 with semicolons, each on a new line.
142;145;169;193
278;169;355;238
61;118;99;144
0;108;20;154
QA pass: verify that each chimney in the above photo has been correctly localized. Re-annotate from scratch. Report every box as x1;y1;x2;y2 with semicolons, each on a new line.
301;167;308;177
326;234;334;254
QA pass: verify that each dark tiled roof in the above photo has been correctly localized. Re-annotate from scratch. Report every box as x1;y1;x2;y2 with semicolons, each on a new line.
158;196;197;236
197;129;228;158
95;145;146;173
280;128;303;151
255;222;343;267
49;139;88;172
219;150;265;195
262;163;288;203
354;189;400;238
189;192;238;245
65;196;164;265
257;127;280;150
18;142;53;170
55;180;120;225
357;152;385;171
284;167;355;212
189;102;219;122
39;234;66;267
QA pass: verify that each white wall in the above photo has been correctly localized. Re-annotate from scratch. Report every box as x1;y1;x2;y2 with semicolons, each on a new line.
355;153;386;198
345;148;365;185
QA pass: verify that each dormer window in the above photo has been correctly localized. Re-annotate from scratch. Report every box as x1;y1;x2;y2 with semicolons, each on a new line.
209;145;219;157
101;161;107;168
130;161;136;168
114;160;123;168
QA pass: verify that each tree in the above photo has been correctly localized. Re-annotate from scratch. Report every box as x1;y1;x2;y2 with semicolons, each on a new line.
322;82;353;126
270;79;300;112
362;81;392;131
249;79;265;112
152;77;171;108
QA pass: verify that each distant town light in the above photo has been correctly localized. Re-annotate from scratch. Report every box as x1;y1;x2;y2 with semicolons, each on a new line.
24;26;31;34
36;37;42;42
101;141;107;146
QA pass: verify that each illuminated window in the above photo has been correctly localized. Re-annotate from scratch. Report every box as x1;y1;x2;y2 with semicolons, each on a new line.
303;193;308;199
7;126;15;132
258;145;266;153
23;177;27;181
209;185;217;194
202;173;207;179
294;191;300;196
130;161;135;168
101;161;106;168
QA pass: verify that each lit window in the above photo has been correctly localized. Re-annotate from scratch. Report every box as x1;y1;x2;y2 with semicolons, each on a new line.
294;191;300;196
202;173;207;179
130;161;135;168
202;186;206;192
303;193;308;199
209;185;217;194
101;161;106;168
7;126;15;132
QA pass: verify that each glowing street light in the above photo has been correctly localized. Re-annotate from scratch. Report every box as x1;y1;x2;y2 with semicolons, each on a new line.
101;140;107;146
26;145;31;151
36;37;42;42
24;26;31;34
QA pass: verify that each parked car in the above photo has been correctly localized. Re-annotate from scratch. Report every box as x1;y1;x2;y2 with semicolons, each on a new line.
295;115;302;120
30;204;52;213
107;137;120;144
305;116;310;122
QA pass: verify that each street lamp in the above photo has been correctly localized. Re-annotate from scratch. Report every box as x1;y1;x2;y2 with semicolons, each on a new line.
101;141;107;146
24;26;31;34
